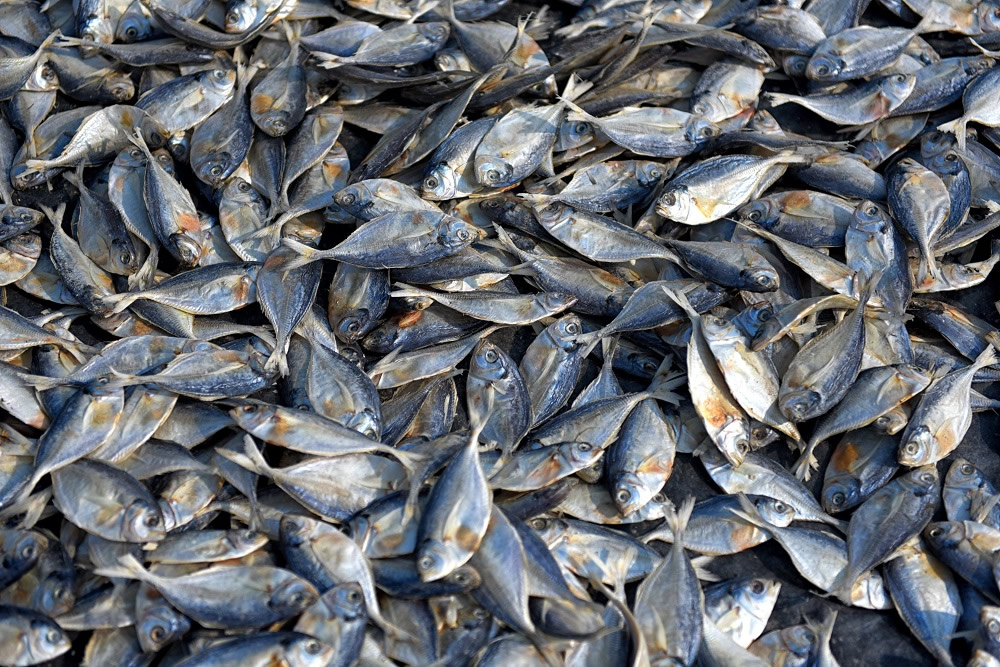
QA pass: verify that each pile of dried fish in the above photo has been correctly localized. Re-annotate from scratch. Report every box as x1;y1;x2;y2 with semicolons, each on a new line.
6;0;1000;664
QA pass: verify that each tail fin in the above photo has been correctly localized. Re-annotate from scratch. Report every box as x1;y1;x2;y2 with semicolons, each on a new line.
279;236;325;270
664;496;695;555
937;117;969;152
93;554;157;584
764;92;795;109
644;369;685;406
102;291;142;314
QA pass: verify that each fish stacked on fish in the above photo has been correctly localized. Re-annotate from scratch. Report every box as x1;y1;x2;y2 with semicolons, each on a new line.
1;0;1000;664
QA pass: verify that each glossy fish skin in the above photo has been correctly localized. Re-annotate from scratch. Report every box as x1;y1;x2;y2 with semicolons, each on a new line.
0;530;42;591
0;604;71;666
136;68;236;135
294;584;366;666
390;283;577;326
841;466;940;599
924;520;1000;602
190;65;254;188
767;74;916;126
416;432;490;582
885;538;962;667
822;428;900;515
103;262;260;315
888;157;950;282
944;458;998;524
171;632;332;666
704;576;781;648
778;283;871;423
845;200;911;315
737;190;853;248
607;398;676;517
518;314;585;426
467;339;531;454
256;246;321;376
250;33;305;137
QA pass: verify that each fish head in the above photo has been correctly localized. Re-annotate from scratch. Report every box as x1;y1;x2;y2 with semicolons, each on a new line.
749;422;779;449
850;570;891;610
435;48;470;72
551;313;583;350
527;517;566;546
733;577;782;621
576;459;604;483
225;1;257;33
12;164;48;190
110;237;140;274
445;565;482;592
900;465;940;496
898;425;935;466
739;266;779;292
26;620;70;663
556;118;594;152
636;161;666;187
655;185;691;222
229;402;275;434
738;302;775;339
736;198;780;229
270;576;320;615
470;339;512;383
137;604;191;653
224;176;261;204
197;153;236;187
204;68;237;96
334;183;372;215
34;572;75;618
419;22;451;46
286;635;335;667
139;116;171;149
169;233;205;267
0;206;43;233
115;8;154;43
979;2;1000;33
779;390;820;423
79;16;114;45
781;54;809;78
684;115;721;144
805;53;843;81
152;148;176;175
700;313;740;344
1;531;40;576
538;292;575;313
121;500;166;542
920;129;955;159
611;471;652;517
416;539;456;582
422;164;458;200
716;420;750;467
437;216;482;251
167;132;190;161
924;521;966;551
475;156;515;188
980;606;1000;647
879;73;917;104
258;110;293;137
25;60;59;92
755;497;795;527
361;322;399;354
927;149;966;177
945;458;985;493
335;308;373;343
227;529;268;553
323;582;367;620
103;73;135;103
346;409;380;439
822;478;861;514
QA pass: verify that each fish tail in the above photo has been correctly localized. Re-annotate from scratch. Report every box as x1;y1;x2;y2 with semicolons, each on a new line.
764;92;795;108
15;372;75;391
660;285;699;321
664;495;695;547
388;282;428;299
560;73;593;103
241;435;275;474
645;369;685;406
516;192;551;208
805;608;838;644
973;342;999;370
730;493;770;529
792;436;822;482
576;331;602;358
22;159;48;173
93;554;155;583
263;346;289;377
691;555;720;582
937;117;968;152
279;237;325;269
101;291;141;314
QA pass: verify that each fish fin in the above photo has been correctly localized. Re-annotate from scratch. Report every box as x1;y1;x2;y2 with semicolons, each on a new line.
764;92;794;108
517;192;552;208
576;330;602;359
388;282;429;299
968;38;1000;58
660;284;700;322
560;73;593;103
263;345;289;377
101;291;141;314
645;370;685;406
792;435;823;482
690;555;720;582
729;493;770;529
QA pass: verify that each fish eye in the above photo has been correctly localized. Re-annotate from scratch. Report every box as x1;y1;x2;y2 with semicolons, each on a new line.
340;193;356;206
213;69;226;79
530;518;547;530
346;589;362;603
486;169;501;183
473;608;490;619
41;66;56;81
648;168;661;179
347;321;361;333
747;210;761;222
20;544;35;559
452;572;469;585
573;122;588;134
577;442;591;452
210;165;223;177
754;275;771;286
945;153;958;162
144;514;160;527
816;64;829;75
751;580;765;594
962;463;975;475
920;472;934;483
652;493;667;503
125;26;138;39
46;629;60;643
773;501;787;512
736;439;749;455
149;626;166;641
894;74;906;83
19;212;33;222
865;205;878;216
904;442;919;454
289;591;307;605
803;630;815;643
700;126;715;138
990;620;1000;634
565;322;579;334
484;348;499;363
129;148;142;158
751;426;768;440
304;640;323;655
929;527;943;537
616;489;630;503
663;193;676;206
417;556;434;571
481;198;499;209
831;492;845;506
120;252;132;265
242;404;258;413
424;177;438;189
456;228;471;241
